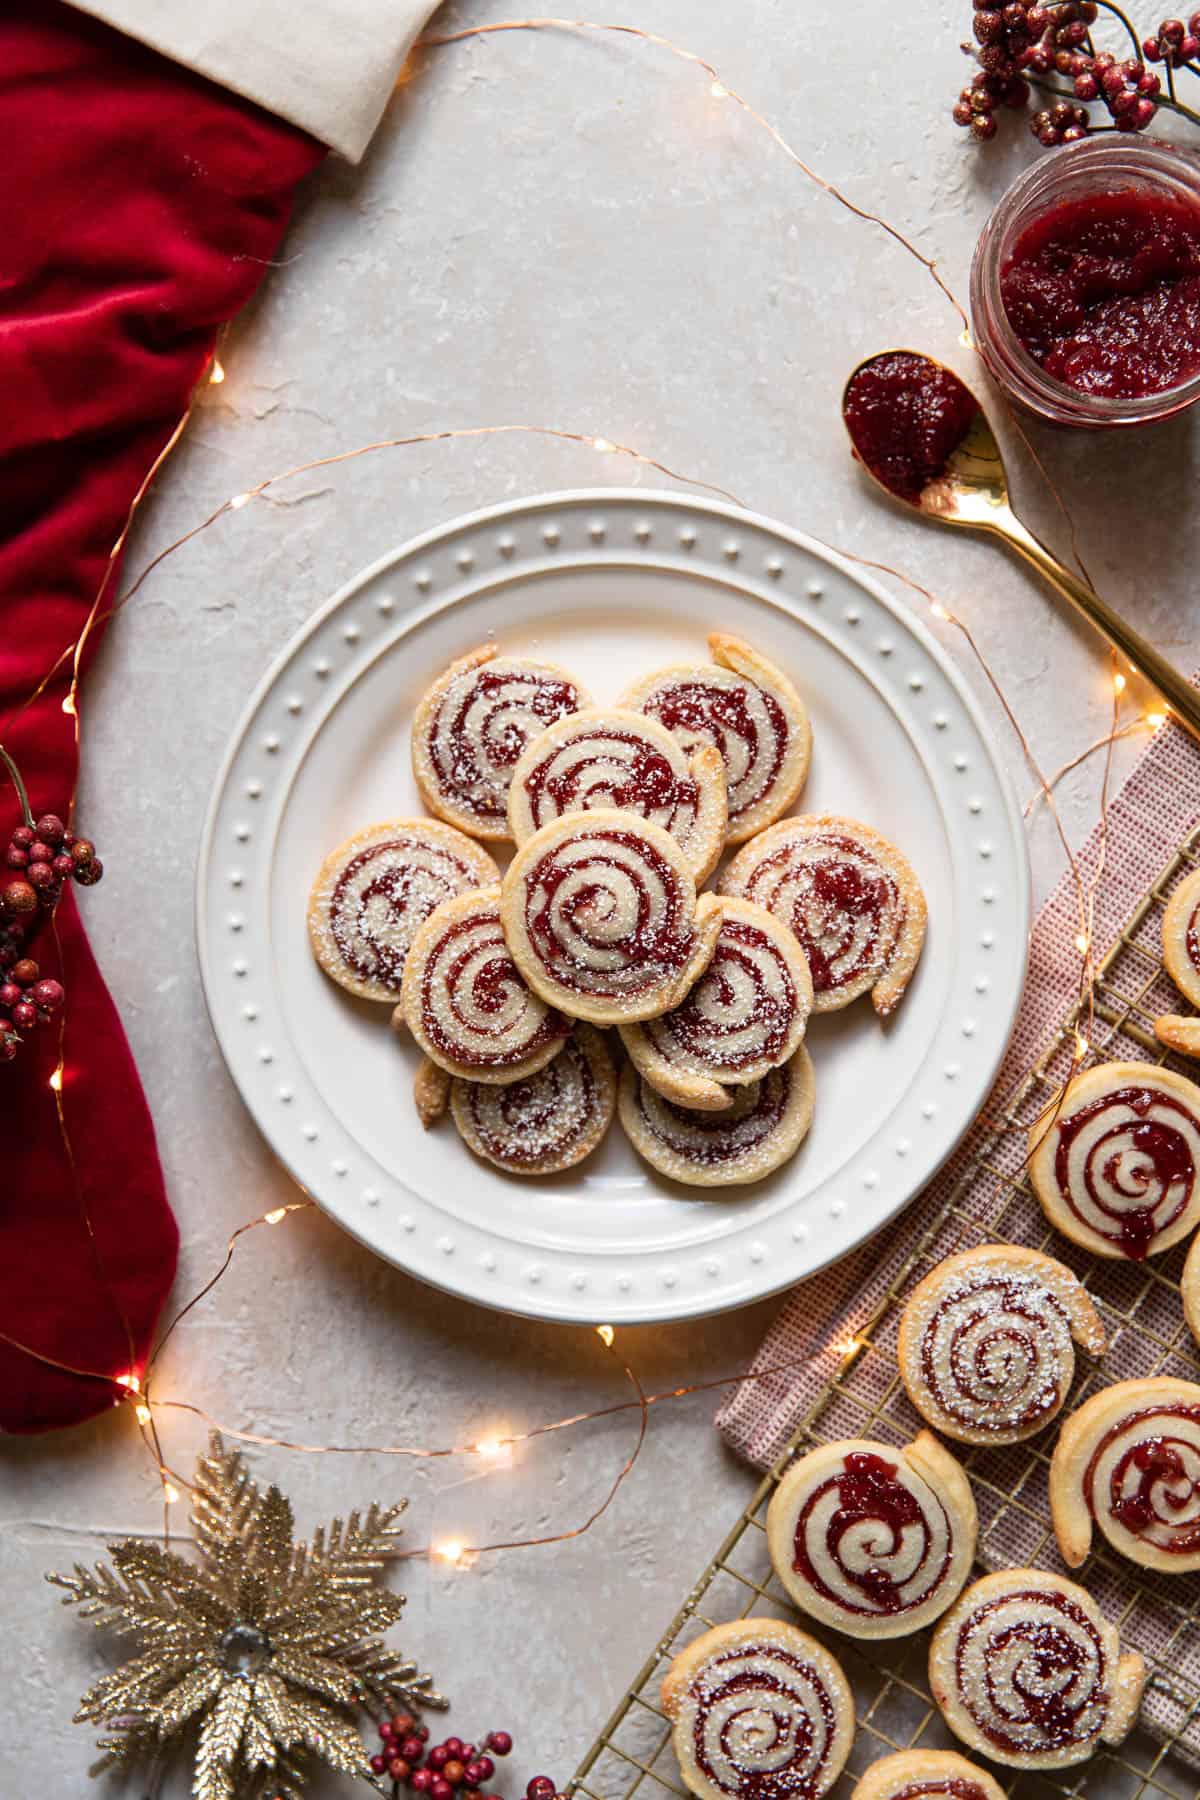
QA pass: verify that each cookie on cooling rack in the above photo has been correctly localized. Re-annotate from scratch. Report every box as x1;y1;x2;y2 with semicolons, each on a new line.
1050;1376;1200;1574
766;1431;976;1638
619;896;813;1113
1027;1061;1200;1259
896;1244;1105;1446
1163;866;1200;1008
411;642;589;839
308;819;499;1002
661;1618;853;1800
620;633;812;843
721;814;926;1018
929;1568;1145;1769
849;1749;1006;1800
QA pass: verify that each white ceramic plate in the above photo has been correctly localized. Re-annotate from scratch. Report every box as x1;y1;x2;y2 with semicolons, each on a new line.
197;491;1029;1324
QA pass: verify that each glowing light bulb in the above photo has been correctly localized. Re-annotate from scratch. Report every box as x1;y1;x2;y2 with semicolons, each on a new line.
434;1539;466;1566
229;492;251;511
114;1371;141;1393
595;1324;615;1347
591;436;616;454
1147;711;1166;727
61;691;77;717
49;1065;63;1092
209;359;225;386
162;1482;180;1505
134;1403;152;1426
264;1207;287;1225
929;602;949;621
1113;672;1126;695
710;80;728;98
1074;933;1090;955
475;1437;504;1460
834;1337;861;1359
1074;1030;1090;1058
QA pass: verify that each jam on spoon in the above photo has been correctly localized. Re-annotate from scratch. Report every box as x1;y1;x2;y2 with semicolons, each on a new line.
1000;188;1200;400
842;351;981;504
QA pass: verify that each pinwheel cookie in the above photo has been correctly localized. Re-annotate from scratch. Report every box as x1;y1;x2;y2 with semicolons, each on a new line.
661;1618;853;1800
621;633;812;843
1155;868;1200;1057
508;707;727;881
897;1245;1105;1446
397;887;571;1082
1028;1061;1200;1259
308;819;499;1002
1185;1232;1200;1346
850;1750;1006;1800
722;814;926;1017
501;810;722;1025
619;897;812;1112
412;643;588;840
450;1025;616;1175
929;1569;1144;1768
620;1047;814;1187
1050;1376;1200;1573
766;1432;975;1638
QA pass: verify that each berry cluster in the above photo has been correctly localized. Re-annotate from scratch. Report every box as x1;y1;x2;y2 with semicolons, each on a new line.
369;1719;558;1800
0;812;103;1064
954;0;1172;144
1144;14;1200;63
0;958;64;1063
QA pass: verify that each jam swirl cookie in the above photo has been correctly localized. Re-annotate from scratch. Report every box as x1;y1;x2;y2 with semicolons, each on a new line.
619;897;813;1112
620;634;812;844
1154;1013;1200;1058
897;1245;1106;1446
849;1749;1006;1800
721;815;926;1017
661;1618;853;1800
929;1569;1145;1769
1028;1062;1200;1260
1049;1376;1200;1573
450;1025;616;1175
1162;866;1200;1007
619;1047;815;1188
508;708;727;881
397;887;571;1083
1185;1232;1200;1347
766;1432;976;1639
501;810;722;1025
308;819;499;1002
412;643;588;840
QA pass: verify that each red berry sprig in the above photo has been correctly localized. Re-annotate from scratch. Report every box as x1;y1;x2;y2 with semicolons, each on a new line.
0;958;64;1063
0;811;103;1064
367;1719;560;1800
1144;15;1200;65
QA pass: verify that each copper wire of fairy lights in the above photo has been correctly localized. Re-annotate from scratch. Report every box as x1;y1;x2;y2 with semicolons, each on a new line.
0;23;1165;1557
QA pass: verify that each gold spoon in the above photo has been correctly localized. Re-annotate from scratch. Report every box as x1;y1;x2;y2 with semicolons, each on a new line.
842;349;1200;747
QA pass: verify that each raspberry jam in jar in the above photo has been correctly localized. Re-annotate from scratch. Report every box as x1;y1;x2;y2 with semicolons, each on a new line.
971;137;1200;426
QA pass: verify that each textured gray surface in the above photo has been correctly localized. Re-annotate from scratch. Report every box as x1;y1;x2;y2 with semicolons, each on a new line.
3;2;1196;1794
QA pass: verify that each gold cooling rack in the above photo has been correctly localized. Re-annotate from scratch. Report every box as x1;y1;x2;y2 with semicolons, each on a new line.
568;824;1200;1800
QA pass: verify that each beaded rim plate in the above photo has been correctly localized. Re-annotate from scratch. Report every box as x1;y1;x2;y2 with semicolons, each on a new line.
196;490;1029;1324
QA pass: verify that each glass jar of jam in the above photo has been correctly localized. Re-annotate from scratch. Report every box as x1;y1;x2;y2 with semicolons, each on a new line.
970;136;1200;427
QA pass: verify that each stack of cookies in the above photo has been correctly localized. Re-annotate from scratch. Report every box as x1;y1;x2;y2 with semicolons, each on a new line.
308;634;927;1187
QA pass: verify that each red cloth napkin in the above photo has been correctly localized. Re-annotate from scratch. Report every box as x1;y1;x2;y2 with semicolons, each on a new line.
0;1;323;1432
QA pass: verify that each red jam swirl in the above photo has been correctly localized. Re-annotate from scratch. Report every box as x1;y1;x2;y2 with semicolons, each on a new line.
843;352;980;505
330;838;474;988
1188;900;1200;972
744;833;902;996
433;666;581;821
638;1065;790;1166
461;1037;598;1167
643;681;788;826
790;1452;949;1616
691;1646;836;1800
952;1589;1106;1753
525;829;694;998
646;918;796;1073
918;1275;1068;1434
1000;189;1200;400
522;728;699;836
889;1783;988;1800
1083;1403;1200;1552
419;912;568;1067
1053;1084;1197;1258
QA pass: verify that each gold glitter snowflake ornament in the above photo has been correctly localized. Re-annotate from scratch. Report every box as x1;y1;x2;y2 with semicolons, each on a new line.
48;1433;444;1799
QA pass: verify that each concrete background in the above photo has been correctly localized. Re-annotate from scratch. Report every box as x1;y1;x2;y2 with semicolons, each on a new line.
3;1;1196;1794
